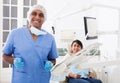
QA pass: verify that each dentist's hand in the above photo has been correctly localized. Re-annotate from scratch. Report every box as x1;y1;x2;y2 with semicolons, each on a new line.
44;61;53;71
14;57;24;68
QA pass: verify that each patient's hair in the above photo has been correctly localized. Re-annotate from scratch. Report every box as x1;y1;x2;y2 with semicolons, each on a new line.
71;39;83;49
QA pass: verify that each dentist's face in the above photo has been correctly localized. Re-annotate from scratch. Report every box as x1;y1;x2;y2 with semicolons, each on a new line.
71;42;82;54
29;9;44;29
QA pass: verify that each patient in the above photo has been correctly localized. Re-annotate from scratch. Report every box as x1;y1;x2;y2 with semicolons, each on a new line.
64;39;102;83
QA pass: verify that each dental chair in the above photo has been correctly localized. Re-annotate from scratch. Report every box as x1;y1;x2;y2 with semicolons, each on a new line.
51;43;102;83
59;68;97;83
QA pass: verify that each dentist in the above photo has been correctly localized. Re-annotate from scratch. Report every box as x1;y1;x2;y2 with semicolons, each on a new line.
2;4;58;83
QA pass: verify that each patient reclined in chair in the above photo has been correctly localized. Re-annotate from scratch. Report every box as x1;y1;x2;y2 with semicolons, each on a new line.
51;40;102;83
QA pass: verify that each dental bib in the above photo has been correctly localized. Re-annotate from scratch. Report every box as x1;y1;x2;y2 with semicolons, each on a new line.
30;26;47;36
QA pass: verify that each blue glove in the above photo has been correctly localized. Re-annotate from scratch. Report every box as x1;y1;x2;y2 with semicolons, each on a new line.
14;57;24;68
44;61;53;71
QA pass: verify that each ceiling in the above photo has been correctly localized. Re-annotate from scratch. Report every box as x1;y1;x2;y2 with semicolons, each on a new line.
38;0;120;20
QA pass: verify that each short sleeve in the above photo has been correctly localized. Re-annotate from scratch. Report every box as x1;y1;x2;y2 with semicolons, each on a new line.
2;31;14;55
48;37;58;59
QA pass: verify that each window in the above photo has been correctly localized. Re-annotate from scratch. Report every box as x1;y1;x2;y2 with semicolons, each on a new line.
3;6;9;17
11;6;17;17
23;0;29;6
23;7;29;18
3;0;9;4
11;19;17;29
3;19;9;30
11;0;17;5
3;32;9;43
23;0;37;18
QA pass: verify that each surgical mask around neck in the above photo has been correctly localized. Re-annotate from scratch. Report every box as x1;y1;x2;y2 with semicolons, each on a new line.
30;26;47;36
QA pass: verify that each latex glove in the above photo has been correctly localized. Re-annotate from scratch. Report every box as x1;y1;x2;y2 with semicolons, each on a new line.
14;57;24;68
44;61;53;71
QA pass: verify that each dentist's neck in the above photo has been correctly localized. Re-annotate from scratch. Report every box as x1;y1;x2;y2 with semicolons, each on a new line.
27;24;41;30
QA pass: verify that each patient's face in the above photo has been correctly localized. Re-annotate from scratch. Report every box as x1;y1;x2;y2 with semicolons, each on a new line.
71;42;82;54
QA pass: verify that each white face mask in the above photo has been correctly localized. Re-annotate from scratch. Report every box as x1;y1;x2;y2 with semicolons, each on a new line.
30;26;47;36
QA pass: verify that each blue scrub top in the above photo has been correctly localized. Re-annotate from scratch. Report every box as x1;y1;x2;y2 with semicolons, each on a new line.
3;26;58;83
